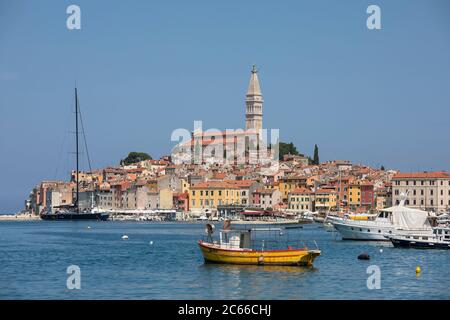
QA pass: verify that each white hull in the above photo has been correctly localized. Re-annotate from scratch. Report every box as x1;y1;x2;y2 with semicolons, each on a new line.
331;219;393;241
330;198;434;241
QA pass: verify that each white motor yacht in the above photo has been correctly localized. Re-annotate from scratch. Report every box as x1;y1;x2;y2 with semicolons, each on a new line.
387;226;450;249
329;196;433;241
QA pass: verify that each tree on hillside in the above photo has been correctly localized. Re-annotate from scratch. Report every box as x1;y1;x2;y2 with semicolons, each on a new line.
121;152;152;166
313;144;320;165
278;142;299;160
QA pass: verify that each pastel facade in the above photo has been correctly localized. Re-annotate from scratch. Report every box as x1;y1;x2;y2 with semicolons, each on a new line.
288;188;313;212
314;189;337;211
159;188;174;209
375;189;392;210
347;181;375;210
348;184;361;208
279;176;308;202
190;181;241;210
392;171;450;212
252;188;282;210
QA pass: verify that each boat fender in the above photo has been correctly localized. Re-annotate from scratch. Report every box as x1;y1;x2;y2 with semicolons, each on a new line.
357;252;370;260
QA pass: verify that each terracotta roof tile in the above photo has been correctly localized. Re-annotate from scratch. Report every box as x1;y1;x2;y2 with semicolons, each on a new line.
393;171;450;179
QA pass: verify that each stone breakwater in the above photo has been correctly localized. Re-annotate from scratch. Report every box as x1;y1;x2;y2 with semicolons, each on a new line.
0;214;41;221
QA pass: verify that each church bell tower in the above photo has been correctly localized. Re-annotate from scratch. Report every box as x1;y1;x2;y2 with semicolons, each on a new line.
245;65;263;131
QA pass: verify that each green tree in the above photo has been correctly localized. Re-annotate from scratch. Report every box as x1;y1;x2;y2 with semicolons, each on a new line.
313;144;319;165
380;165;385;171
279;142;299;160
121;152;152;166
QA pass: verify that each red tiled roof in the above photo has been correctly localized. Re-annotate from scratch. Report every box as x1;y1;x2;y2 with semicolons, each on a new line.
192;129;262;138
191;181;240;189
147;160;169;165
212;172;227;179
290;187;312;195
224;180;256;188
125;168;145;173
254;188;275;194
393;171;450;179
281;175;307;181
104;167;125;174
315;188;336;194
136;180;147;186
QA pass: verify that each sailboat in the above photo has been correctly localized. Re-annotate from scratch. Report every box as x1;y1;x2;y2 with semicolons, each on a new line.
40;88;109;221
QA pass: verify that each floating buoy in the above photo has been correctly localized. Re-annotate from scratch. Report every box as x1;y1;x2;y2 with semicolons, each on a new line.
416;266;421;274
379;248;383;253
87;226;91;229
357;252;370;260
122;235;129;240
149;241;153;245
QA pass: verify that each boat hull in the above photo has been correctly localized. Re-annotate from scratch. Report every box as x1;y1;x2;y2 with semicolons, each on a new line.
390;238;450;249
198;241;320;266
40;212;109;221
331;220;392;241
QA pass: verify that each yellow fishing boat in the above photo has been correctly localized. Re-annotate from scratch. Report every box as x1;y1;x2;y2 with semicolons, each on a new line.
198;223;321;266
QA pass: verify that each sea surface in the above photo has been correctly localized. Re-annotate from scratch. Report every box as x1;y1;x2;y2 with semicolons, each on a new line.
0;221;449;300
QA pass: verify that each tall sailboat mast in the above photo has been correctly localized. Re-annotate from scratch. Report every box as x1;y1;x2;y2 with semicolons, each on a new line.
75;87;79;213
39;86;109;221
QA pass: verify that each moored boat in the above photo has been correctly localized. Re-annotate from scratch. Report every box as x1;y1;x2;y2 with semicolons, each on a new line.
40;208;109;221
39;87;109;221
231;208;311;227
313;216;325;223
328;196;433;241
230;218;304;227
387;226;450;249
328;211;394;241
198;223;321;266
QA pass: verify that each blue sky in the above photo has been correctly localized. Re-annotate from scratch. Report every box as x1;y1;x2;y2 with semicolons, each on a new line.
1;0;449;213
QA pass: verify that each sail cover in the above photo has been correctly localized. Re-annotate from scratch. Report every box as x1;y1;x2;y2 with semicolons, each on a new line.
391;206;432;230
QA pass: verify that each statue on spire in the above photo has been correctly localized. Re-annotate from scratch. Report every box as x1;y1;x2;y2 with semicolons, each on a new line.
252;64;258;73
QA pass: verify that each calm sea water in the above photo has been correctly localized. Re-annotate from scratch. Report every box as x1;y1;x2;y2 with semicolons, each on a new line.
0;221;449;300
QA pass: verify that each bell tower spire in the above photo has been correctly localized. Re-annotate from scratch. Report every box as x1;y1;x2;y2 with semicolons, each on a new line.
245;64;263;130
